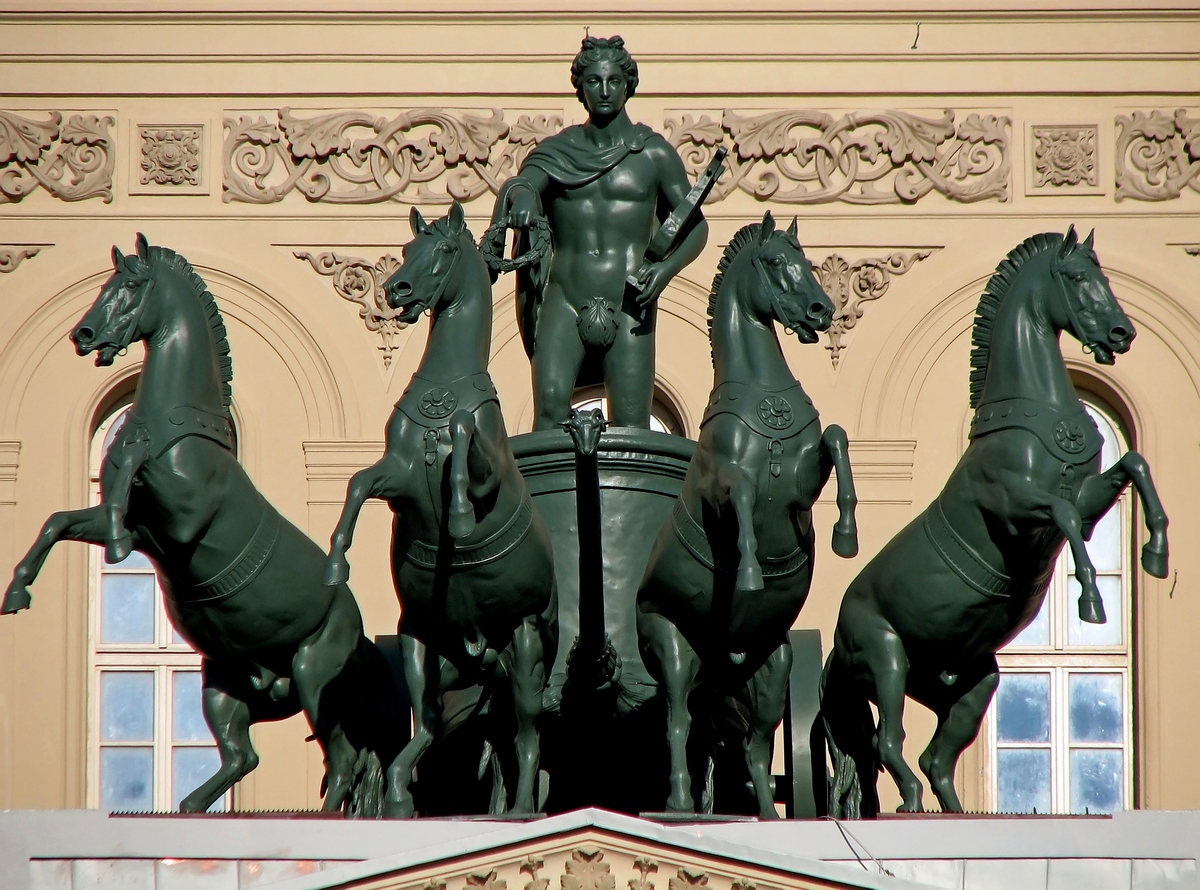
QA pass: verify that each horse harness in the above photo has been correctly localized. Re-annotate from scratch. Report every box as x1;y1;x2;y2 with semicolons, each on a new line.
670;498;810;580
923;397;1103;601
108;404;234;468
700;379;820;503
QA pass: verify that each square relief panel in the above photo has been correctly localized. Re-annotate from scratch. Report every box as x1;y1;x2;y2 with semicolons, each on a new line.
1026;123;1104;196
130;122;208;195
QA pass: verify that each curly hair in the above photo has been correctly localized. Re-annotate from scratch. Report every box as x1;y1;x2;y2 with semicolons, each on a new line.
570;36;639;106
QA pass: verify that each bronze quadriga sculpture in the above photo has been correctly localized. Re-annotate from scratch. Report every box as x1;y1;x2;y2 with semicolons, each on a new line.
636;213;859;818
821;228;1169;818
2;235;402;815
323;204;556;818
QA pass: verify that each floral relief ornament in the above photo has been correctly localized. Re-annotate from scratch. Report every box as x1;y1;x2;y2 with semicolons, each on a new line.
140;126;201;185
562;849;616;890
0;110;114;203
1115;108;1200;201
1032;125;1097;187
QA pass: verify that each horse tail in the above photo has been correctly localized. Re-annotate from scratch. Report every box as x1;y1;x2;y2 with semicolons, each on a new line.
819;652;878;819
347;749;385;819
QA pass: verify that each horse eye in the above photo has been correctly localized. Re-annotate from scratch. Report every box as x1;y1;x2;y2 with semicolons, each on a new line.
438;243;452;253
770;256;785;266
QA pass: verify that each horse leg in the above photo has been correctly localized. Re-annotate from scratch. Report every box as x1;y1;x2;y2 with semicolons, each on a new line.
1077;451;1169;579
385;634;453;818
638;610;701;811
719;466;762;592
290;585;363;811
916;658;999;813
745;640;792;819
103;443;148;564
858;627;923;812
3;505;110;613
324;459;402;586
820;424;859;558
447;409;484;540
507;615;548;813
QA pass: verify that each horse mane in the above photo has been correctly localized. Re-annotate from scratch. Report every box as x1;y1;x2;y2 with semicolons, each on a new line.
969;231;1069;409
145;245;233;411
706;221;801;363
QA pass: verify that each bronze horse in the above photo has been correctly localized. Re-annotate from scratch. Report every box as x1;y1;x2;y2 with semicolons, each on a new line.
323;203;555;817
636;212;859;818
1;235;400;814
822;228;1169;817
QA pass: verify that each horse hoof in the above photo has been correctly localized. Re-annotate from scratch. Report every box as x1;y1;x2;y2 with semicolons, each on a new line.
448;509;475;540
1142;545;1169;579
384;796;416;819
105;535;133;564
322;557;349;587
542;682;564;714
832;528;859;558
736;563;764;592
1078;595;1107;625
1;584;31;614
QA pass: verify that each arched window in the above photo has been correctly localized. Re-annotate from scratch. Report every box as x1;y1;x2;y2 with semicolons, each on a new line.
986;396;1134;814
570;384;686;436
88;394;227;812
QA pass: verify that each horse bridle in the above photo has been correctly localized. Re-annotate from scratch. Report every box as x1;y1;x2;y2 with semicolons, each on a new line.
394;232;464;321
751;250;811;336
1051;260;1106;356
99;271;155;361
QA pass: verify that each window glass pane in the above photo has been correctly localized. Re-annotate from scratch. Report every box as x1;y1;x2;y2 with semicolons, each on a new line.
100;671;154;741
172;672;212;742
1069;673;1124;743
171;747;224;812
997;748;1051;813
1007;597;1049;647
1067;575;1122;647
996;672;1050;742
100;573;155;644
1085;505;1122;572
99;747;153;812
1070;749;1123;814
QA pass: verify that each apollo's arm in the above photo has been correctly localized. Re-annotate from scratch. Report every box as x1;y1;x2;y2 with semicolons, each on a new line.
492;164;552;230
635;139;710;307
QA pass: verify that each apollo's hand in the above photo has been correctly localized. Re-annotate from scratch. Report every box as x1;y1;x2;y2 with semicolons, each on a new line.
634;262;672;308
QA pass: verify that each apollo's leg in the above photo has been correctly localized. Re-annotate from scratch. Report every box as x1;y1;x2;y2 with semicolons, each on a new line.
603;304;656;429
290;585;363;811
718;466;762;592
3;505;110;613
1076;451;1169;579
638;610;701;811
820;424;859;558
745;641;792;818
531;290;586;431
324;458;406;586
385;634;456;818
916;659;999;813
507;615;548;813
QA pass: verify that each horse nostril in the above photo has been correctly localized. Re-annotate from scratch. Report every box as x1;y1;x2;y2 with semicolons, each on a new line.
387;281;413;306
810;302;830;320
1110;325;1130;342
73;326;94;344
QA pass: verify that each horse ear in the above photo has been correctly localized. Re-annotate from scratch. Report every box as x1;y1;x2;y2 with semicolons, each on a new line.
786;216;798;239
111;245;125;270
1082;228;1095;252
1058;224;1078;261
758;211;776;243
410;207;428;236
135;232;149;260
447;201;466;235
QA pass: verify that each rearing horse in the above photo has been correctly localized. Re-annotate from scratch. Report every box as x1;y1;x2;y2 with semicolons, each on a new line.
822;228;1169;817
323;203;555;817
1;235;401;814
636;212;859;818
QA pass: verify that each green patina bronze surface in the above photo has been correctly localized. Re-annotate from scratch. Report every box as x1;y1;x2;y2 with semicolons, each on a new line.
636;213;860;818
487;36;709;430
1;235;402;816
821;228;1170;818
323;204;556;818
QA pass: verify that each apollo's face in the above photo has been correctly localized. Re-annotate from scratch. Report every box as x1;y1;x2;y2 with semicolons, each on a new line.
580;59;629;117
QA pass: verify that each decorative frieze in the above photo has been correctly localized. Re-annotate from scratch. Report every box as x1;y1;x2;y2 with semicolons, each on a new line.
0;111;115;203
815;250;934;367
224;109;560;205
1115;109;1200;201
293;250;407;368
0;246;43;273
140;125;202;186
1031;125;1098;188
665;109;1010;204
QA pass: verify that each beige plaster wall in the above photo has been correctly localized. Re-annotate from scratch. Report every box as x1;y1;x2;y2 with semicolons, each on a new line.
0;1;1197;814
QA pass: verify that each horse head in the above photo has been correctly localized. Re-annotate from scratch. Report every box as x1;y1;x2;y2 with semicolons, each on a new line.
385;202;477;322
745;211;833;344
1050;225;1135;365
73;233;158;366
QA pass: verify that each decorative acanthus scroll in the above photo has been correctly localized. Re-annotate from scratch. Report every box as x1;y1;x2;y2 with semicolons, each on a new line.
224;108;561;204
294;250;406;367
1116;109;1200;201
816;250;933;366
0;111;115;203
665;109;1010;204
0;246;43;273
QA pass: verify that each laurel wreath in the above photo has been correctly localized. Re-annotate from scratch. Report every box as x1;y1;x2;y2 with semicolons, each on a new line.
480;217;552;273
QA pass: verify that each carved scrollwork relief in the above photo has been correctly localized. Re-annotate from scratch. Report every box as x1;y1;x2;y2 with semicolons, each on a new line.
0;246;43;273
815;250;934;367
224;108;561;205
628;858;657;890
665;109;1010;204
1115;109;1200;201
140;126;201;186
1185;245;1200;256
667;868;709;890
1031;125;1098;187
294;250;406;368
0;111;114;203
